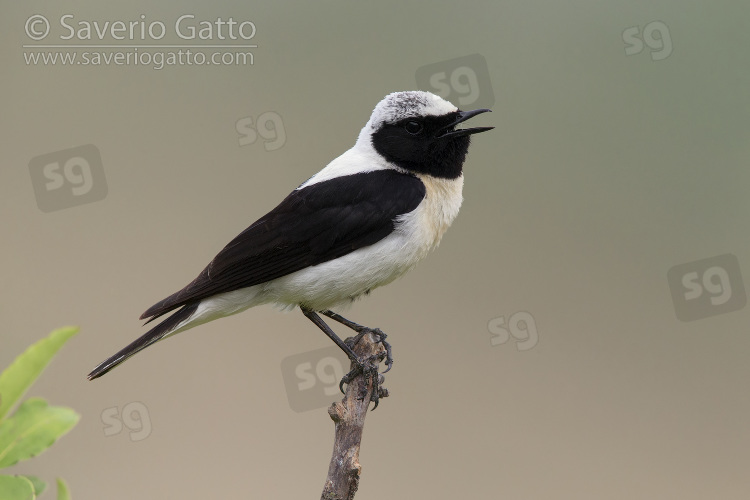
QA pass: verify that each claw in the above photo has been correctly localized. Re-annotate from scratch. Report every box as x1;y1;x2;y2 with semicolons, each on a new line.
373;329;394;374
338;351;387;410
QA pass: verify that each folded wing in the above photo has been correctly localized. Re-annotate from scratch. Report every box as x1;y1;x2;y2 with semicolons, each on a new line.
141;169;426;322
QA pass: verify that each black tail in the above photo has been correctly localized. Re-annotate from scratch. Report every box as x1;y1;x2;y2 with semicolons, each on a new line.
87;302;200;380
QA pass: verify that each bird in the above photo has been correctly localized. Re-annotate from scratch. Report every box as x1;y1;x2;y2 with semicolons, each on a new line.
87;90;493;406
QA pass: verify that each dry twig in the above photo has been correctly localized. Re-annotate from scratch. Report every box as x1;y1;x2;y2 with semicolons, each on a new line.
320;332;388;500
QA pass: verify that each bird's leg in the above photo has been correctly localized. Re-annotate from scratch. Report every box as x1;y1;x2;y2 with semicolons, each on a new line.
321;310;393;374
301;308;386;409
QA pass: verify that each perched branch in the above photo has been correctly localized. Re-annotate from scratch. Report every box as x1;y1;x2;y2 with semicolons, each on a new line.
320;332;388;500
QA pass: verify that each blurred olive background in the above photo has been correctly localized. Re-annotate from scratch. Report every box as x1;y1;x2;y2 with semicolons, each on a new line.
2;1;749;499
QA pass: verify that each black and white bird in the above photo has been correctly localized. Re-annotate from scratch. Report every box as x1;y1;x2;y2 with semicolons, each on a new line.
88;91;492;404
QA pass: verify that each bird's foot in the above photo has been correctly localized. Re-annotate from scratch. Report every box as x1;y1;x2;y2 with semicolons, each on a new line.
345;327;393;373
339;329;392;410
339;353;387;410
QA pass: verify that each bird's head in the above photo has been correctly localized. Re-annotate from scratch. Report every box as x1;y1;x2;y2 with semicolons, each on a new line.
358;91;493;179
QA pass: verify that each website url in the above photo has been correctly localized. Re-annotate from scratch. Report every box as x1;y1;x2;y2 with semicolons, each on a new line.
23;48;254;70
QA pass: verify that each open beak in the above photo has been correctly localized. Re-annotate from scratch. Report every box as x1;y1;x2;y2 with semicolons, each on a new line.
437;108;494;139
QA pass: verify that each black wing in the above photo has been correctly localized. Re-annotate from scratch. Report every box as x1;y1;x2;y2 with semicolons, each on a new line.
140;169;426;321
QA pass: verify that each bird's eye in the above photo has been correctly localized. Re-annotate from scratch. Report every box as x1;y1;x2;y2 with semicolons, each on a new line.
404;120;423;135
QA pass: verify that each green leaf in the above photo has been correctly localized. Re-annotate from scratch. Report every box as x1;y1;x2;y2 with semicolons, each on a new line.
56;477;71;500
21;476;46;496
0;474;36;500
0;398;80;468
0;326;79;421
